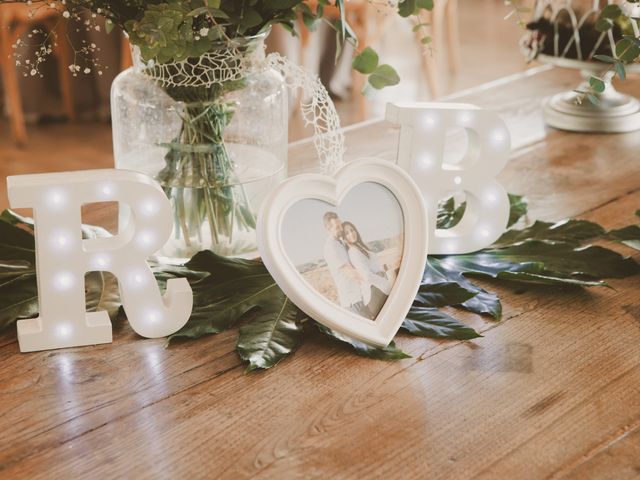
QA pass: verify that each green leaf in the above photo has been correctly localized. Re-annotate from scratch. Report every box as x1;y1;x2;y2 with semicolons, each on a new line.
438;241;639;281
337;0;347;40
437;197;466;229
0;209;34;230
403;307;481;340
424;257;502;320
414;282;477;308
368;64;400;89
437;193;527;231
352;46;379;75
589;76;606;94
616;38;640;63
416;0;434;10
0;212;38;332
493;219;605;248
608;225;640;251
169;251;282;340
593;54;616;64
236;297;302;372
317;324;411;360
398;0;417;17
615;61;627;81
85;272;122;322
0;212;35;262
494;271;607;287
508;193;528;227
595;17;614;33
587;93;600;105
0;273;38;332
600;4;622;20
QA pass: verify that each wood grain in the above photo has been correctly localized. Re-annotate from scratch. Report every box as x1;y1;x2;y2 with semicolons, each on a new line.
0;66;639;479
562;423;640;479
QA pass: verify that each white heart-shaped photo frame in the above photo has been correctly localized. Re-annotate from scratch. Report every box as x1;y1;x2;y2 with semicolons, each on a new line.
257;159;428;347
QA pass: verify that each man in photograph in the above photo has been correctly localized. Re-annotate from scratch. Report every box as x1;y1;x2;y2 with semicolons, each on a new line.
322;212;372;318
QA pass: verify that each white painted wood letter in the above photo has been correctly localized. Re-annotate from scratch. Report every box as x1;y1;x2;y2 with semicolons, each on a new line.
386;102;511;254
7;169;193;352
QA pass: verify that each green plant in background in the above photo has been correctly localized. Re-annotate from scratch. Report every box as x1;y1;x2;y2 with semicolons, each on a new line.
582;1;640;102
0;201;638;371
509;0;640;105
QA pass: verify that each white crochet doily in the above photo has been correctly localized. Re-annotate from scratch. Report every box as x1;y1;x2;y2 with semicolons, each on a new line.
138;46;345;174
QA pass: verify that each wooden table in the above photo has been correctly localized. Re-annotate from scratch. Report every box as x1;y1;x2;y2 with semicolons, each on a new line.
1;65;639;479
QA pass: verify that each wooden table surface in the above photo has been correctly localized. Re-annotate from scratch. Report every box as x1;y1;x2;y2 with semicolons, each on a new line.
1;65;639;479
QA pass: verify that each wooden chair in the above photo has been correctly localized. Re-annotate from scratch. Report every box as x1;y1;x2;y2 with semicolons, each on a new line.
418;0;461;97
0;2;75;146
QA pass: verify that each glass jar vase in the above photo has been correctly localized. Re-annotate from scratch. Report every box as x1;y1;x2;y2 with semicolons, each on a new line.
111;33;287;264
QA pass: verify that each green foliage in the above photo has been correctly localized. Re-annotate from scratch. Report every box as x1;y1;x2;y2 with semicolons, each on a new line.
56;0;422;90
237;298;303;372
398;0;434;18
0;197;638;371
368;64;401;89
493;219;605;248
423;257;502;320
125;1;214;63
169;251;281;339
414;282;476;308
352;47;379;75
507;193;528;227
608;225;640;251
402;307;481;340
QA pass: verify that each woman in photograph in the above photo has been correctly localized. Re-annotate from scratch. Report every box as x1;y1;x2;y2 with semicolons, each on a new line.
342;222;393;317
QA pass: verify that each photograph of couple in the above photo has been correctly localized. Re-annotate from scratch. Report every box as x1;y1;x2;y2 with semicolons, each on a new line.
322;212;396;319
281;182;404;321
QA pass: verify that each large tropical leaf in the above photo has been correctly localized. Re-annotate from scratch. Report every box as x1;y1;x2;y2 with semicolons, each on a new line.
402;307;481;340
413;282;477;308
436;193;528;231
423;257;502;320
507;194;528;228
0;273;39;331
0;202;638;372
608;225;640;251
493;219;605;248
236;297;303;372
85;271;122;322
168;251;284;340
435;241;639;281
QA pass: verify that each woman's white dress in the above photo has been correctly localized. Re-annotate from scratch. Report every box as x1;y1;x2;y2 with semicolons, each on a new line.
347;247;392;306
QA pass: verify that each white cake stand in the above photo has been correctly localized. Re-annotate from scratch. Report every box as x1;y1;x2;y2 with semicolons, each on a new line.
535;54;640;133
